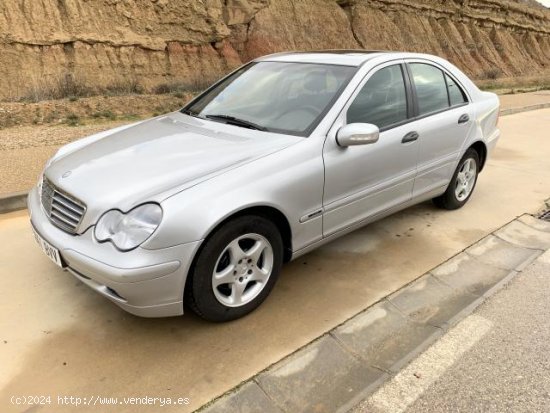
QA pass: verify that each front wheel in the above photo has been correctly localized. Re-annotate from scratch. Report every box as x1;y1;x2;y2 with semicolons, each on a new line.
433;148;480;210
185;215;283;322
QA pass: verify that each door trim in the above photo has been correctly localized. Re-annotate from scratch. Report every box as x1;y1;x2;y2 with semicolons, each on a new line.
322;168;416;214
293;184;447;260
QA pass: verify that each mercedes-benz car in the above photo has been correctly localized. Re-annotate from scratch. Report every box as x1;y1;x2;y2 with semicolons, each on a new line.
29;51;500;321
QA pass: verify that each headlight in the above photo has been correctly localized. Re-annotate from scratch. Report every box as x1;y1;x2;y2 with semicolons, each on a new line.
95;203;163;251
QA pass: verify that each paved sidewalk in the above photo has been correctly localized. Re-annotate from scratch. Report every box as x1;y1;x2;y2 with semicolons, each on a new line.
499;90;550;112
355;228;550;413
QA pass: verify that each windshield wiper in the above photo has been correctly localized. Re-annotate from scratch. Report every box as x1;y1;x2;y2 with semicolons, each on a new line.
204;114;267;131
181;108;198;117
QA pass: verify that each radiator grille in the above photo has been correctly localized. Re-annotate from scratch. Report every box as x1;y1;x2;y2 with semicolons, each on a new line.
40;177;86;234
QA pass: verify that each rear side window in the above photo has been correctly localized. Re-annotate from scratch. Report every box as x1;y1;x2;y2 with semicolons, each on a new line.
409;63;449;115
347;65;408;129
446;74;468;106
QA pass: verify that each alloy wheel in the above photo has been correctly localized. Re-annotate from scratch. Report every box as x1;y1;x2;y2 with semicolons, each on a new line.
455;158;477;202
212;233;274;307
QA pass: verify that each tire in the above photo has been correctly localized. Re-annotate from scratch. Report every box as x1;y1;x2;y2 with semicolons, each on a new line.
185;215;283;322
433;148;480;210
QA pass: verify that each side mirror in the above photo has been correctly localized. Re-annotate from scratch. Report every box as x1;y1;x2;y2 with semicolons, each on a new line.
336;123;380;147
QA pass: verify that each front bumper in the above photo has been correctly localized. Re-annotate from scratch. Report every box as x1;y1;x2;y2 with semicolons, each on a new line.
28;186;202;317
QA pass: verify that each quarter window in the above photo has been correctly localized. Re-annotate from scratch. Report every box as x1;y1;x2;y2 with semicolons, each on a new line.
347;65;408;129
409;63;449;115
446;73;468;106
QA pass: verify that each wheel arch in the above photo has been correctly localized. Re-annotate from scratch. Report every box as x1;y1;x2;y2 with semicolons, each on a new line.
183;204;293;310
198;205;293;264
469;141;487;171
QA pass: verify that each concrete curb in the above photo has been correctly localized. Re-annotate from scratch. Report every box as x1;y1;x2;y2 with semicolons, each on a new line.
196;214;550;413
0;191;28;214
500;102;550;116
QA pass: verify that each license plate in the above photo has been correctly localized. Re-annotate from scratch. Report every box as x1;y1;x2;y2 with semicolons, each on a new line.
32;227;63;267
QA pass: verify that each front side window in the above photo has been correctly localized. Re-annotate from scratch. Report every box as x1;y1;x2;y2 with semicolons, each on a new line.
183;62;357;136
346;65;408;129
409;63;449;115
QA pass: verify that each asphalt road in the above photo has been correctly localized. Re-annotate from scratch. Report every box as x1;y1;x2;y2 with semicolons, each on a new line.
357;250;550;413
1;109;550;412
407;251;550;413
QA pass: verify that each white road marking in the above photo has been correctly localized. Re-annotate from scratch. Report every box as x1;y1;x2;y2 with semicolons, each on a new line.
539;249;550;264
362;315;493;413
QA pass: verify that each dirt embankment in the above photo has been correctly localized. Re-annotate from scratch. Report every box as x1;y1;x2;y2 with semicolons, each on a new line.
0;0;549;100
0;94;192;129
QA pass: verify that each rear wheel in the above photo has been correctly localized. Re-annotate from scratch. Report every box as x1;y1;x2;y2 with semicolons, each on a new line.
433;148;479;210
185;215;283;322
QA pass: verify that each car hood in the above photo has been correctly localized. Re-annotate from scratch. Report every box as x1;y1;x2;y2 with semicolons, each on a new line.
45;112;300;220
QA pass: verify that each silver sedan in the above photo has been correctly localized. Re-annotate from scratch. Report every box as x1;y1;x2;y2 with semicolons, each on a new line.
29;51;500;321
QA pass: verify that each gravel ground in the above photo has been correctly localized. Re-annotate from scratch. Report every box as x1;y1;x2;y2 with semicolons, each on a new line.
0;120;130;193
0;94;188;129
0;121;129;151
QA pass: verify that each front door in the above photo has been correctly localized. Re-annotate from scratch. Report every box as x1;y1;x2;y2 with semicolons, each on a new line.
322;63;419;237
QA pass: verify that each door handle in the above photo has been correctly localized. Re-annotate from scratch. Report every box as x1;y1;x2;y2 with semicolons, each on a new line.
402;131;419;144
458;114;470;124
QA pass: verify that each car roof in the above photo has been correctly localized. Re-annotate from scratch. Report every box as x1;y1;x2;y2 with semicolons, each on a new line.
255;50;397;66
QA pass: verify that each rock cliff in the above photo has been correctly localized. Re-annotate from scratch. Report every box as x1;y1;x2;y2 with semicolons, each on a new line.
0;0;549;99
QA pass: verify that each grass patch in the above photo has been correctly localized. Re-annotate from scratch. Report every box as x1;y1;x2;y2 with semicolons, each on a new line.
104;80;145;96
92;110;117;120
9;73;146;103
65;113;80;127
4;72;219;103
152;74;222;95
477;73;550;94
19;74;95;102
481;68;502;80
120;113;141;121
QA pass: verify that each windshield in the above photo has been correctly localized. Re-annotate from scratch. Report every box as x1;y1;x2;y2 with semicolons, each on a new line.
182;62;357;136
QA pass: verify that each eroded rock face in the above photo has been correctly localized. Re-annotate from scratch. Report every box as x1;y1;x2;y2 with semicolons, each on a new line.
0;0;549;99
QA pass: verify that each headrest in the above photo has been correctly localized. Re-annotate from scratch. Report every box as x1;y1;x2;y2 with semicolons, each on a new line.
303;71;327;92
371;69;392;88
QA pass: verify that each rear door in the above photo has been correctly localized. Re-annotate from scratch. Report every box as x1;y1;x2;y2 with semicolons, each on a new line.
405;62;474;197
